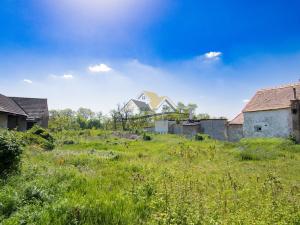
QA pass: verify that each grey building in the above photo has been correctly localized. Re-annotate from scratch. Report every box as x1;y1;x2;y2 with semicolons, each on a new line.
0;94;49;131
227;113;244;142
243;83;300;141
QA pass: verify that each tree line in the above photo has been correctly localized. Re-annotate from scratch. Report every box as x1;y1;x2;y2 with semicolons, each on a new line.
48;103;219;132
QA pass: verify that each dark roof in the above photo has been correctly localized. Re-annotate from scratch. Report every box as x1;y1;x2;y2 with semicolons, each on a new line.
0;94;27;116
132;99;151;111
9;97;48;120
243;83;300;112
229;113;244;125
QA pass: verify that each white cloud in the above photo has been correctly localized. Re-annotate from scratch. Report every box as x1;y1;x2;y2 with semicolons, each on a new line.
23;79;33;84
204;51;222;60
50;74;74;80
243;99;250;103
89;64;112;73
62;74;74;79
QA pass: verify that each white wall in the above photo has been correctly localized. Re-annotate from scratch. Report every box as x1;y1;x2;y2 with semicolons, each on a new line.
125;100;140;115
0;113;7;129
243;109;293;138
156;100;175;113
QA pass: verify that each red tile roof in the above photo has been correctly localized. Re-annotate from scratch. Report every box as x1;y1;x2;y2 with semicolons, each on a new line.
229;113;244;125
243;83;300;112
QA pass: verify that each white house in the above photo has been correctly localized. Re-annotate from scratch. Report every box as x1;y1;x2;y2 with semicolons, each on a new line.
242;83;300;141
124;91;177;115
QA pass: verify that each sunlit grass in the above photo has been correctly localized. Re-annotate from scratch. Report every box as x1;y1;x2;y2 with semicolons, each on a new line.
0;133;299;224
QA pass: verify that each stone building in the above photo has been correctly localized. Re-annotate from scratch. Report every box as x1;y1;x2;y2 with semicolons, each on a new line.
0;94;49;131
243;83;300;141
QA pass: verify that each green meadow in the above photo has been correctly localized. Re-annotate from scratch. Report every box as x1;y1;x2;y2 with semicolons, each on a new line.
1;131;300;224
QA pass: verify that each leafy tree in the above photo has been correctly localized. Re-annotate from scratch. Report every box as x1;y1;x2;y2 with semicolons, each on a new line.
197;113;210;120
177;102;186;113
77;108;95;120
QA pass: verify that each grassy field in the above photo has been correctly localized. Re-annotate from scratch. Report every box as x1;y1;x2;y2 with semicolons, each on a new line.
1;131;300;224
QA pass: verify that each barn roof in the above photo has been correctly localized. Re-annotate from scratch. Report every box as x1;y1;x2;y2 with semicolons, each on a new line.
131;99;151;112
0;94;27;116
9;97;48;120
229;113;244;125
243;83;300;112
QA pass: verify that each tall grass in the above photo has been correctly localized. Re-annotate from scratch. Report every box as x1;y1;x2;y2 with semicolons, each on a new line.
0;132;299;224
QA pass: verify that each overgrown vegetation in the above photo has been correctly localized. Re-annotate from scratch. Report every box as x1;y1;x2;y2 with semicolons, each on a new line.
0;131;299;224
0;131;23;178
22;126;55;150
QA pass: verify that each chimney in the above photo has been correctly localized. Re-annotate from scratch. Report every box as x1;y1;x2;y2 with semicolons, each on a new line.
293;87;297;100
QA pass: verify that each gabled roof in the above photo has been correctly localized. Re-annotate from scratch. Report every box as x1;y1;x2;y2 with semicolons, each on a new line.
140;91;176;110
131;99;151;112
243;83;300;112
140;91;162;109
229;113;244;125
10;97;48;120
0;94;27;116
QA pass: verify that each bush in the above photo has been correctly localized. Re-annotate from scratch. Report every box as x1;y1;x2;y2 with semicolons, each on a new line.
29;126;54;143
0;131;23;177
143;134;152;141
195;133;210;141
23;126;55;150
63;140;75;145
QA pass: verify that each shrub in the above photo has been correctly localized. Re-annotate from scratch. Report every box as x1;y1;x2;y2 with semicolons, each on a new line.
23;126;55;150
195;133;210;141
143;134;152;141
29;126;54;143
0;131;23;177
63;140;75;145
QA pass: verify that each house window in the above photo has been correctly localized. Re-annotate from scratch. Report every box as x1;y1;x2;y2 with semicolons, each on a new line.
254;125;262;132
292;108;298;114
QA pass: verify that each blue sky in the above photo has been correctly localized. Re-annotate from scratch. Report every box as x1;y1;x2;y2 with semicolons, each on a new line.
1;0;300;118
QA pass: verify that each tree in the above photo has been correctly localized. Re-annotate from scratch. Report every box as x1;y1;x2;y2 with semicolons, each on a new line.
186;103;198;114
77;108;95;120
177;102;186;113
116;103;133;131
197;113;210;120
110;110;118;130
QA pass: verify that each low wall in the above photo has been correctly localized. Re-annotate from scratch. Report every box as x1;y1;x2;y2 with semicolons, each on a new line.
227;124;244;142
199;120;228;141
155;119;243;142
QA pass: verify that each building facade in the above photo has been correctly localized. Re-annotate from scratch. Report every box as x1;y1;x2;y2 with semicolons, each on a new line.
242;83;300;141
0;94;49;131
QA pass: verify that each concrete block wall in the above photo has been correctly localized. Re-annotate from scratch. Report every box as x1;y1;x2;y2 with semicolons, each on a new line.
199;120;228;141
227;124;244;142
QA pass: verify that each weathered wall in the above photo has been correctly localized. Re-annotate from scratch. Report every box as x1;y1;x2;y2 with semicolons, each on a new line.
182;125;201;137
243;109;293;138
199;120;228;141
227;124;244;142
169;124;183;135
0;113;7;129
291;100;300;142
155;120;170;134
18;117;27;131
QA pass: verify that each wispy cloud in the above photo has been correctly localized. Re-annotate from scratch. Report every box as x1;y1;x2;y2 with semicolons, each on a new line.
62;74;74;79
23;79;33;84
243;99;250;103
50;74;74;80
204;51;222;60
89;64;112;73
